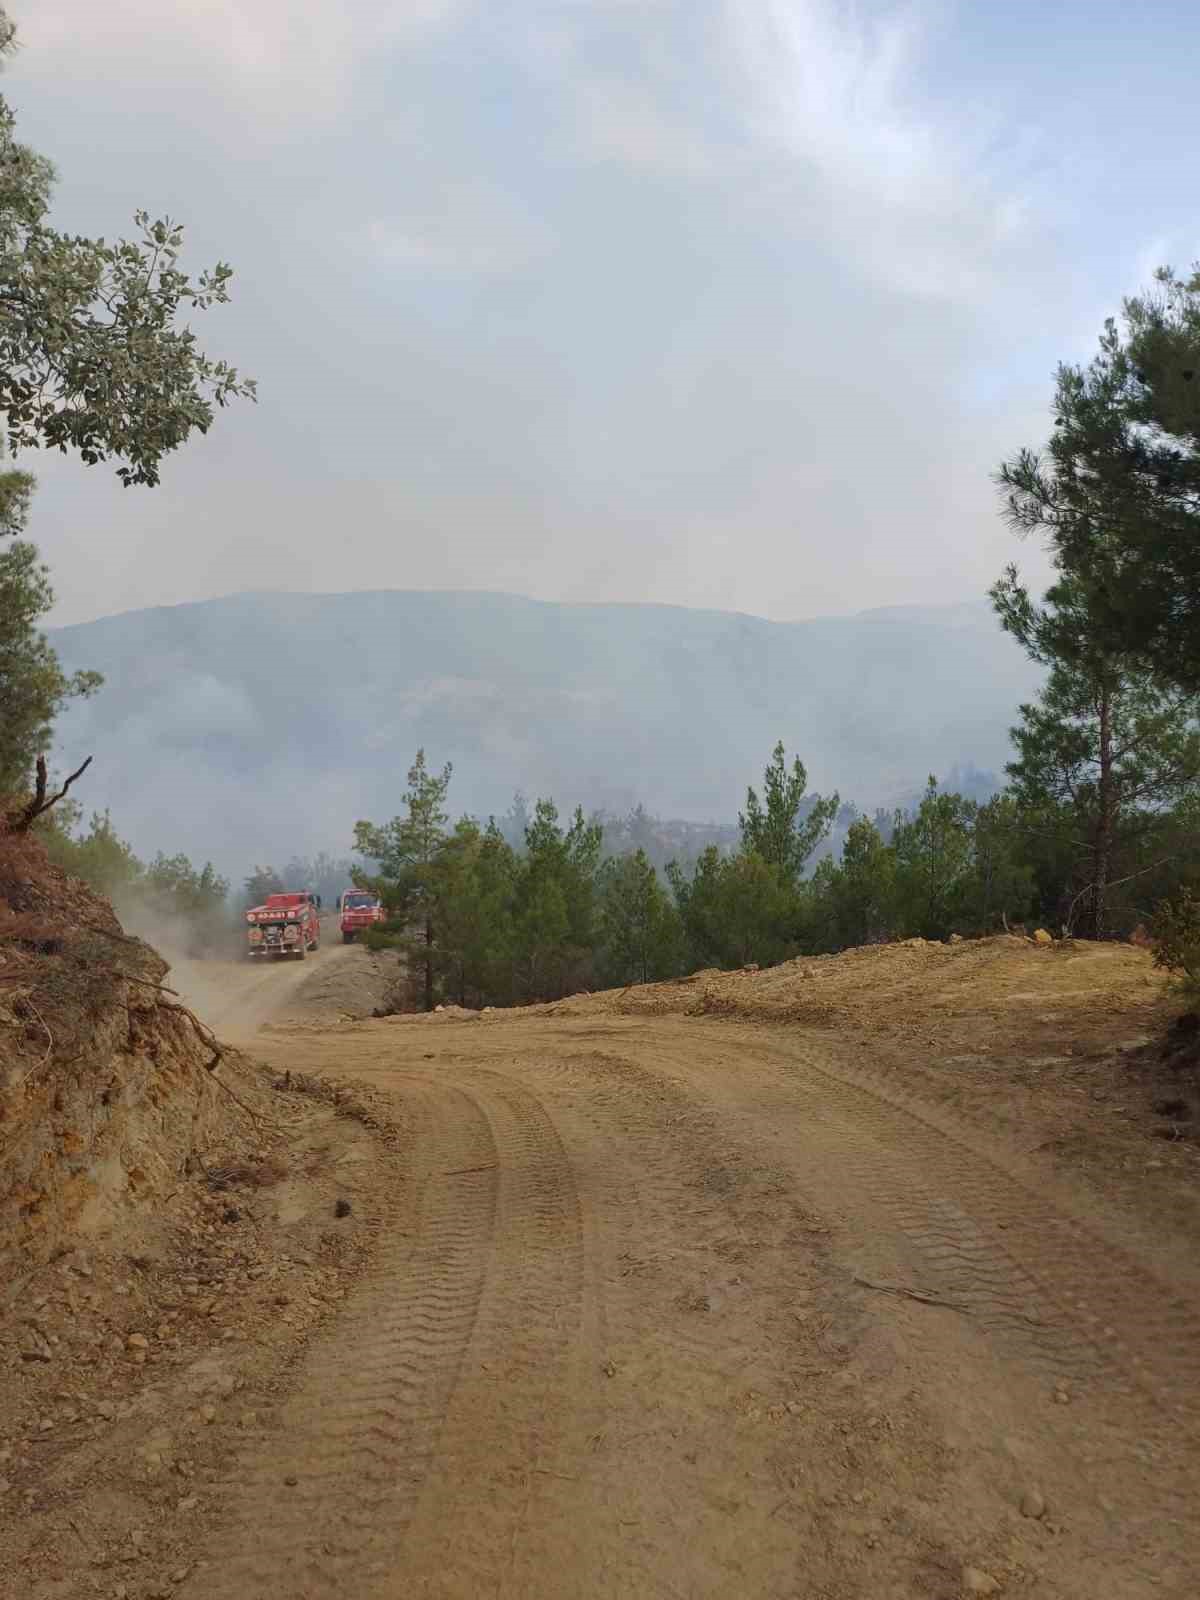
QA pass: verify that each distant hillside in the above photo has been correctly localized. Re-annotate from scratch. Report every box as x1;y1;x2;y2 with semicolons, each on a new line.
48;590;1040;875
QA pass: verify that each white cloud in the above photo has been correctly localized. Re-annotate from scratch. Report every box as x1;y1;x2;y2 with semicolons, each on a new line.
17;0;472;130
718;0;1046;306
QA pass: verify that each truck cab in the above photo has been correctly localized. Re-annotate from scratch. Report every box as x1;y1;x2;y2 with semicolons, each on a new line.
245;891;321;960
339;889;385;944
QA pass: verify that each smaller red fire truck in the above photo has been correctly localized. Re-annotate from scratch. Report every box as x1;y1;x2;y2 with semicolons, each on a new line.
338;889;386;944
245;891;321;960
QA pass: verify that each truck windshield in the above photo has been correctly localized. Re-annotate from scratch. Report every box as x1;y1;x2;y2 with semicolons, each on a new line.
344;894;375;908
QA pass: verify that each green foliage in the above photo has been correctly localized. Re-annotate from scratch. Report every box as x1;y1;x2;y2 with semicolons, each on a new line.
41;808;138;897
512;800;603;996
739;742;838;886
997;267;1200;694
668;845;799;970
666;845;730;969
810;816;896;949
357;753;681;1006
42;809;232;955
891;779;977;940
354;749;454;1009
596;849;681;985
243;864;285;906
0;14;254;488
0;540;101;794
1152;889;1200;991
0;9;250;812
809;790;1036;948
716;852;800;967
354;749;452;888
351;725;1200;1014
595;803;739;876
424;818;518;1007
144;852;229;913
514;871;570;1000
967;795;1036;933
995;263;1200;934
0;464;31;539
993;569;1200;937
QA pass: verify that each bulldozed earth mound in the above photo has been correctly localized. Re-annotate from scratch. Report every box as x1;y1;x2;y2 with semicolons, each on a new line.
387;932;1199;1259
572;931;1168;1043
264;944;402;1025
0;825;250;1280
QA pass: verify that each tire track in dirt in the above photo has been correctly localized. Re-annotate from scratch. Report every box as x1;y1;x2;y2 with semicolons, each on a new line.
523;1026;1198;1592
516;1047;877;1599
188;999;1199;1596
635;1025;1200;1558
381;1068;589;1599
779;1032;1199;1411
180;1068;593;1600
181;1081;499;1599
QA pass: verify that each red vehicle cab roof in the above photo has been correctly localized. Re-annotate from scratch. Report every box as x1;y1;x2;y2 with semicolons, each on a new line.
264;893;310;906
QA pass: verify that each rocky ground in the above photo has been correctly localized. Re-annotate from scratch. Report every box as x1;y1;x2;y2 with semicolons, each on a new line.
0;1057;404;1600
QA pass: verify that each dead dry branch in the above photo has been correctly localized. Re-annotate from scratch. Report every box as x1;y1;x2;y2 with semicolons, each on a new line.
7;754;94;832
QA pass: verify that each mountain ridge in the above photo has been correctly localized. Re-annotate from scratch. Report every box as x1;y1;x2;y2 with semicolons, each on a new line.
48;589;1038;875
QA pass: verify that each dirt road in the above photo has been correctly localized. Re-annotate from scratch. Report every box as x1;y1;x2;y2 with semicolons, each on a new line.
173;946;1197;1599
164;917;360;1041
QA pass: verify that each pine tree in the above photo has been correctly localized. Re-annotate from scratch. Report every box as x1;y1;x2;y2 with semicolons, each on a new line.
739;742;838;886
967;794;1035;932
998;269;1200;693
511;799;602;999
668;844;797;970
597;850;680;985
813;816;896;949
353;750;452;1011
993;572;1200;937
891;779;976;939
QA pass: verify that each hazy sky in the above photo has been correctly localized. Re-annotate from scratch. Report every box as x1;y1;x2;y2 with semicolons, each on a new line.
9;0;1199;626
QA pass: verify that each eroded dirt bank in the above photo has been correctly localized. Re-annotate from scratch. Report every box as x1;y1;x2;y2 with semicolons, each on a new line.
6;933;1199;1599
0;902;405;1599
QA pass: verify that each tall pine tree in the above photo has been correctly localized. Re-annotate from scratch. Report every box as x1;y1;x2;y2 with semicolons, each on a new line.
354;750;452;1011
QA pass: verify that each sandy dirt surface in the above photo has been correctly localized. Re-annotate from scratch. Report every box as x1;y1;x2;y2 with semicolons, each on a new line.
7;935;1199;1599
162;917;368;1042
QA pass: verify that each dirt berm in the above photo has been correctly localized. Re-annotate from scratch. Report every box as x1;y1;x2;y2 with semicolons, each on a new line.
0;835;404;1595
4;884;1200;1599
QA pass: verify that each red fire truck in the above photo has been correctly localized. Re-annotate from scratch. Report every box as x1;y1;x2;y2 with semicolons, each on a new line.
245;891;321;960
338;889;386;944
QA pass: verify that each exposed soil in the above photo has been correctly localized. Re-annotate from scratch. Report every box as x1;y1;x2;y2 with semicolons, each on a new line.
0;898;403;1600
163;921;401;1042
4;929;1199;1599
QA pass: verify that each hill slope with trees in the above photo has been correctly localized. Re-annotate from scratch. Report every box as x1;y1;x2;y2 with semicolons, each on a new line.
47;590;1041;873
